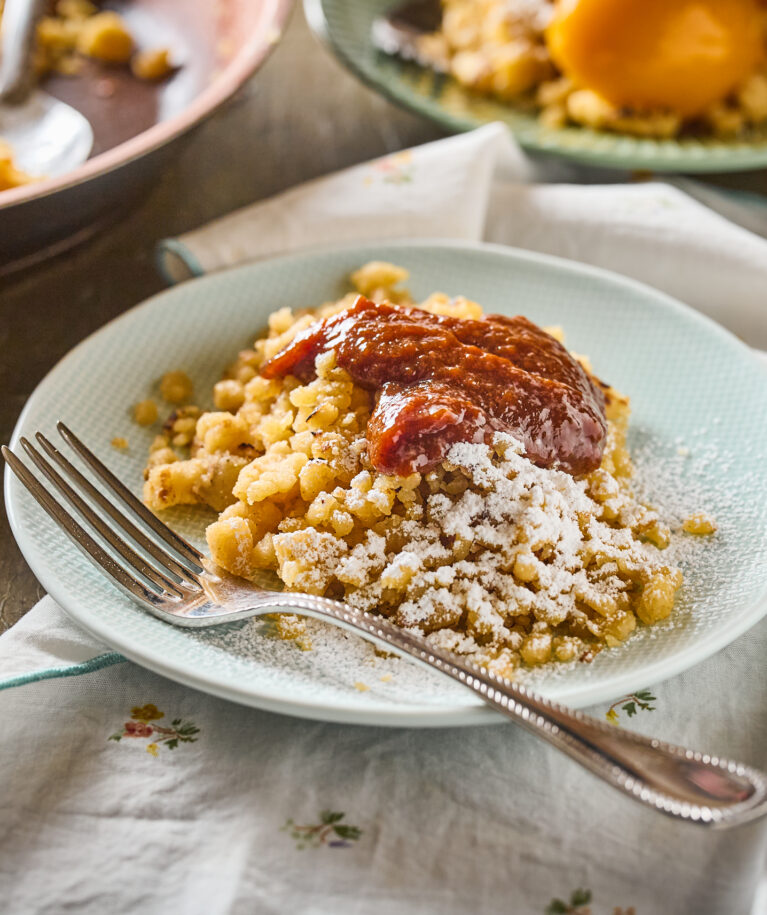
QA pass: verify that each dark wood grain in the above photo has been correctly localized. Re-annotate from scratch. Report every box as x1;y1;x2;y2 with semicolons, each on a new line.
0;9;764;632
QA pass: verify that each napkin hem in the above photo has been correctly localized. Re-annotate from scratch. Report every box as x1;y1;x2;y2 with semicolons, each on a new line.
156;240;205;285
0;650;125;693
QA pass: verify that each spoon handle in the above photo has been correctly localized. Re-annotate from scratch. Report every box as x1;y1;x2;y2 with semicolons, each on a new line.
0;0;45;103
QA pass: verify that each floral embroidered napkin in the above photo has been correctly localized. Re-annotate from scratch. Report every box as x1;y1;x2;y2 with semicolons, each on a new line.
2;597;767;914
2;124;767;914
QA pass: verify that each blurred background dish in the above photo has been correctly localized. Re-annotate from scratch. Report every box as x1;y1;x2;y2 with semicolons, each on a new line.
306;0;767;173
0;0;294;271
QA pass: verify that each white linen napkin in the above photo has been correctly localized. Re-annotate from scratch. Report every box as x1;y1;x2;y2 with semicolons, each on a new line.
157;123;767;348
2;597;767;915
3;124;767;914
0;595;122;690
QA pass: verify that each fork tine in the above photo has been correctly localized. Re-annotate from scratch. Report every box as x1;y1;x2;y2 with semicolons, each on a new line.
36;432;201;585
2;445;161;609
57;422;205;571
20;437;191;598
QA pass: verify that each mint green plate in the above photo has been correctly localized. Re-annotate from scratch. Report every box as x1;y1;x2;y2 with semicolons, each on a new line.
306;0;767;173
6;241;767;725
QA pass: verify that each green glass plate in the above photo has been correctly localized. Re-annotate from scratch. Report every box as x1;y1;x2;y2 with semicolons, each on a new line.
305;0;767;173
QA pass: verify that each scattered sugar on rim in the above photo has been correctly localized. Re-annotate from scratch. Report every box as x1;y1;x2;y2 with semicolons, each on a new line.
515;422;767;687
193;611;465;705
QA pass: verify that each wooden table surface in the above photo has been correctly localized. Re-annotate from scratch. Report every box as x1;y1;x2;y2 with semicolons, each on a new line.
1;7;765;633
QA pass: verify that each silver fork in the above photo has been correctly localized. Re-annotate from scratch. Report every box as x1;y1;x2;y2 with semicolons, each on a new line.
5;422;767;829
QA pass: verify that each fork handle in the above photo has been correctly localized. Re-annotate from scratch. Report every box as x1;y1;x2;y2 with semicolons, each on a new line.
236;592;767;829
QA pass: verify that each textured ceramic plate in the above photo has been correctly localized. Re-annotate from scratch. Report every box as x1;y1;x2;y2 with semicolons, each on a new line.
305;0;767;174
6;241;767;725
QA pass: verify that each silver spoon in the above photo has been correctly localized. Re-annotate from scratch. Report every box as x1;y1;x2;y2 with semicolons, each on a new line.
0;0;93;180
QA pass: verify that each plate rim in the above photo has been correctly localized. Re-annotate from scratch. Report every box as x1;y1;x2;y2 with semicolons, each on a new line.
305;0;767;174
5;238;767;726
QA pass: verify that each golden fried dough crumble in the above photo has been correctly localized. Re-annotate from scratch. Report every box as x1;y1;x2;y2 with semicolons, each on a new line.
143;262;687;678
416;0;767;140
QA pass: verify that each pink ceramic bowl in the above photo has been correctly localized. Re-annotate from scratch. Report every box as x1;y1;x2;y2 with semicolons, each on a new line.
0;0;294;271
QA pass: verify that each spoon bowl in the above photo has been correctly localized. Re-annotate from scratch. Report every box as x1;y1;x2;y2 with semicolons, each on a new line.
1;89;94;178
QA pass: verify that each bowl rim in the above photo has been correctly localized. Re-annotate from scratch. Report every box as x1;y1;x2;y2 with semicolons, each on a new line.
0;0;296;211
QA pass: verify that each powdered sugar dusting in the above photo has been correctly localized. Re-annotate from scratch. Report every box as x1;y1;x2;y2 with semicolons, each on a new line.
193;422;766;700
631;425;766;602
511;423;767;690
336;434;677;668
